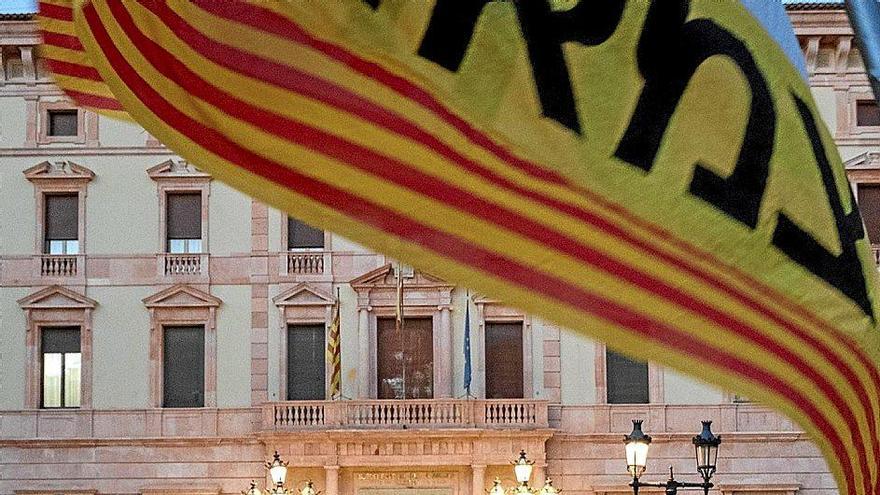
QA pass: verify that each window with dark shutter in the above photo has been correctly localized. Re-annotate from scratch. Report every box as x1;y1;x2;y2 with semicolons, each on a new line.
485;322;524;398
857;100;880;127
44;194;79;254
858;184;880;244
47;110;78;136
287;324;326;400
166;193;202;253
41;327;81;408
377;317;433;399
606;349;649;404
288;216;324;249
162;326;204;407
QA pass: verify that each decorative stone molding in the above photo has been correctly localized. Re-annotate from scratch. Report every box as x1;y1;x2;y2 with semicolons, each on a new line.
349;264;455;398
472;294;534;400
718;484;801;495
24;161;93;280
594;342;664;405
273;283;337;400
17;285;97;409
35;99;98;146
143;284;222;408
141;488;220;495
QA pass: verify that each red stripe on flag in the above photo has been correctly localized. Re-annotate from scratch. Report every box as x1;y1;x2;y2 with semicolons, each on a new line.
112;2;880;478
41;30;85;51
45;57;104;82
82;4;864;491
62;89;124;111
38;2;74;21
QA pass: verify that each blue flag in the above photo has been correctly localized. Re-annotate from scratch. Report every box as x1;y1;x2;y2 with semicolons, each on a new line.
463;292;472;396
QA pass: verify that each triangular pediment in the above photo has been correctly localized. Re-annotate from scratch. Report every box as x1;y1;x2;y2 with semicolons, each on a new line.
18;285;97;310
143;284;221;308
23;161;94;182
845;152;880;169
147;159;211;180
349;263;452;289
273;283;336;307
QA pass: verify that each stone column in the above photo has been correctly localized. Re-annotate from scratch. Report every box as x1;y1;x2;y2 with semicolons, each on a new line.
324;465;340;495
471;465;486;495
358;306;371;398
436;306;453;397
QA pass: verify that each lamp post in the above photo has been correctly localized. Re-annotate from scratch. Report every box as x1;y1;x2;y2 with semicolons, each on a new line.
243;451;322;495
488;451;561;495
624;420;721;495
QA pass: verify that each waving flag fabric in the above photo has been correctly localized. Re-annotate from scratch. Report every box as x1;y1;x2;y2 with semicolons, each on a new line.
51;1;880;494
36;0;128;119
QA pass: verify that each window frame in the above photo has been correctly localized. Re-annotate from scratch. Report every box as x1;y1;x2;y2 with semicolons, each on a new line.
595;342;664;404
164;191;205;254
285;215;327;251
273;283;336;402
161;324;207;408
143;284;221;408
42;192;81;255
483;320;526;399
36;100;93;145
39;326;82;409
18;285;96;410
473;297;534;400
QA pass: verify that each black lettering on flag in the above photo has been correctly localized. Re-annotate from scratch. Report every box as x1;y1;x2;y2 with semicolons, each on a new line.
418;0;625;134
772;95;874;320
615;0;775;229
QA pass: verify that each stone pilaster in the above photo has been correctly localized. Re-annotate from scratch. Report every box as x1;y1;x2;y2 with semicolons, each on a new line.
250;200;269;404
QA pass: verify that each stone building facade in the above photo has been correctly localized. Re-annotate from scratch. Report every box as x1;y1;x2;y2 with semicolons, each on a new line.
0;3;876;495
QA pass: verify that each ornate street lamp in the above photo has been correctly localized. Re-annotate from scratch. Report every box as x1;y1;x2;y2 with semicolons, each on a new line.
488;450;560;494
244;451;322;495
513;450;535;491
624;419;652;480
623;420;722;495
268;451;289;489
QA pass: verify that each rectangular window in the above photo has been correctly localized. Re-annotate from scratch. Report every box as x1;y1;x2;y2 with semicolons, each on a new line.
47;109;78;137
163;326;204;407
858;184;880;244
44;193;79;254
377;317;433;399
287;324;326;400
41;327;81;408
857;100;880;127
484;322;524;399
288;217;324;249
606;349;649;404
166;193;202;253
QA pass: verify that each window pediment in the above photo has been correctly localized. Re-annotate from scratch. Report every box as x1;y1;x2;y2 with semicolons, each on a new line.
23;160;95;185
17;285;97;310
273;283;336;307
845;151;880;169
349;263;452;290
147;159;211;182
143;284;221;309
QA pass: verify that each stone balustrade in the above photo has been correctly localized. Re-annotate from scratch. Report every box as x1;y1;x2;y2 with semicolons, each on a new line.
39;254;78;277
285;251;327;275
162;253;203;275
265;399;549;430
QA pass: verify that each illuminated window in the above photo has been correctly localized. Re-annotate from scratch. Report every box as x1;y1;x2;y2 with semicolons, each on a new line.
41;327;81;408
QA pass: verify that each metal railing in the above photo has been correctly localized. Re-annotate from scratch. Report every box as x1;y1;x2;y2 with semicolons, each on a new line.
265;399;548;430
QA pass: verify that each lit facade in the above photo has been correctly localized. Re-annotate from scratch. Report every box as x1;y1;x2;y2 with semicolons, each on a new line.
0;4;876;495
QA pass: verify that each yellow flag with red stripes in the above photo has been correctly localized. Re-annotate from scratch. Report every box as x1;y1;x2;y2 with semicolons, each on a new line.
52;2;880;494
327;295;341;400
36;0;128;119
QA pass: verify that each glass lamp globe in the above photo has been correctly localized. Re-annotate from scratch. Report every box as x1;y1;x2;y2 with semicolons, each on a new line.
513;450;534;484
267;451;289;486
624;419;652;479
539;478;561;495
692;420;721;482
488;477;507;495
